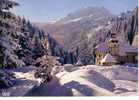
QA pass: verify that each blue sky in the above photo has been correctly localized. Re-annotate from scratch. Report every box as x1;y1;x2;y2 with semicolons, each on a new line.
14;0;138;22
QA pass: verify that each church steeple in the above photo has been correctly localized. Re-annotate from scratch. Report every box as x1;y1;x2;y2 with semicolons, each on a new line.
108;33;119;56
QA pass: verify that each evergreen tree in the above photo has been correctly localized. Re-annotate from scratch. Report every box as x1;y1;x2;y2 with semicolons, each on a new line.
0;0;24;68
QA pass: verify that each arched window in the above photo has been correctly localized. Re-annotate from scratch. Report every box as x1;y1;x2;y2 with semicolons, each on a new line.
99;54;101;57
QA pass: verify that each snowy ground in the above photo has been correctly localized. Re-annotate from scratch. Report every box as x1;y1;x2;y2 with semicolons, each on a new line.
0;66;40;96
56;65;138;96
0;64;138;96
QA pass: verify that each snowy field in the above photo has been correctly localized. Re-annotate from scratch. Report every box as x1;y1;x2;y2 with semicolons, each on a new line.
0;64;138;96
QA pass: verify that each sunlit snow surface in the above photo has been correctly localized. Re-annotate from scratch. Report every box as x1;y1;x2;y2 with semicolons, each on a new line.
0;64;138;96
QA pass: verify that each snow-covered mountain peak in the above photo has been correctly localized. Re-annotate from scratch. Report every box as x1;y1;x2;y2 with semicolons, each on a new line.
57;7;114;24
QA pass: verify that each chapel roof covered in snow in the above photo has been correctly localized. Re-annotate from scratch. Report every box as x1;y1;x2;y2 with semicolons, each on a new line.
119;43;137;53
95;41;137;55
101;53;117;63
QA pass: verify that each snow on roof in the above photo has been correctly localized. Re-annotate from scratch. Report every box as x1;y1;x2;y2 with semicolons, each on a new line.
118;49;126;56
95;42;109;53
101;53;117;63
119;42;137;53
96;40;137;54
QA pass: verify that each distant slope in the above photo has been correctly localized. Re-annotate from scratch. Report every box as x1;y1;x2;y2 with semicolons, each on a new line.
111;7;138;45
35;7;115;48
34;22;65;45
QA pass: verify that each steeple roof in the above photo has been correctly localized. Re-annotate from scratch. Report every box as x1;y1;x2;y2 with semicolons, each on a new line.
101;53;117;63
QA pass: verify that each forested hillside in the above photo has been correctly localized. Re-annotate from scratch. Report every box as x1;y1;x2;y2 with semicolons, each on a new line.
0;0;77;69
37;7;138;65
0;0;46;68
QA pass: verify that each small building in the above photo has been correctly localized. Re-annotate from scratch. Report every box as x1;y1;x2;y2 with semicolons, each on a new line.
101;53;117;66
95;33;138;66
